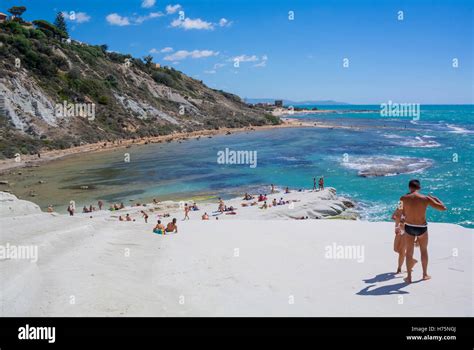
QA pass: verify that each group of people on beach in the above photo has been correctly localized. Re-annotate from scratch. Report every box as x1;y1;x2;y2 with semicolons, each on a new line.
391;179;446;283
153;218;178;235
313;177;324;191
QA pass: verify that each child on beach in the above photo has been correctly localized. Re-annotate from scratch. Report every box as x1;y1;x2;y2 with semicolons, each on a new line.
202;212;209;220
153;220;166;235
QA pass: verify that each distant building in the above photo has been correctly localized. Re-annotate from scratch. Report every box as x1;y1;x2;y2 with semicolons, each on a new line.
274;100;283;107
155;63;161;69
0;13;8;23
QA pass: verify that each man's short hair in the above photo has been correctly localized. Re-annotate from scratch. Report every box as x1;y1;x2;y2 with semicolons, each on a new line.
408;179;421;189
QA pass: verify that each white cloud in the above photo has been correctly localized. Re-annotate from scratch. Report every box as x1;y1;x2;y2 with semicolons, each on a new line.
171;17;214;30
62;11;91;24
164;49;219;61
231;55;259;63
106;11;164;26
141;0;156;8
150;47;173;54
106;13;130;26
213;63;226;69
218;18;232;27
166;4;182;14
204;70;217;74
135;12;164;24
254;55;268;67
75;12;91;23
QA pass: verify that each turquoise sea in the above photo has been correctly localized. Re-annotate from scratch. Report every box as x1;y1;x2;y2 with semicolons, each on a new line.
7;105;473;227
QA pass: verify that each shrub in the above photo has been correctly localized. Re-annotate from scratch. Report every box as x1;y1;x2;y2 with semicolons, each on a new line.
29;29;46;40
264;114;281;125
98;95;108;105
67;67;81;80
51;55;68;70
104;74;118;88
152;71;175;88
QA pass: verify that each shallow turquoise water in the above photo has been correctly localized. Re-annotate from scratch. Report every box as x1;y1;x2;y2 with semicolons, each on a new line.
11;105;473;227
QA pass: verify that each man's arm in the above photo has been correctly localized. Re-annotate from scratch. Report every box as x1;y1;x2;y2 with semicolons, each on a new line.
427;195;447;211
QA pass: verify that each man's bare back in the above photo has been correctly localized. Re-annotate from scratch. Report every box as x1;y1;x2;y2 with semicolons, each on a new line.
401;192;446;225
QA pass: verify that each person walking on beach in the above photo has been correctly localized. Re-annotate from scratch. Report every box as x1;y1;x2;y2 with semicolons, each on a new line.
141;210;149;223
313;177;317;191
183;203;190;220
98;200;103;210
319;176;324;191
399;179;446;283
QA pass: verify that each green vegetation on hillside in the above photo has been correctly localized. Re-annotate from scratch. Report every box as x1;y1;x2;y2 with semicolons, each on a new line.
0;7;279;159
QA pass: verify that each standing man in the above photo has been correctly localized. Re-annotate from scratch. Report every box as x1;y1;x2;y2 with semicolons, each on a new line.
313;177;317;191
319;176;324;191
399;179;446;283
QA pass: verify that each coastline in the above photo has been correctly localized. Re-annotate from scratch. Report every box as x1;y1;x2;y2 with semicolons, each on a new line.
0;118;314;174
0;111;427;175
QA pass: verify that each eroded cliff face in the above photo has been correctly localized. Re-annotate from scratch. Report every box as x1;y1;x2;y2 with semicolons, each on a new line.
0;25;276;157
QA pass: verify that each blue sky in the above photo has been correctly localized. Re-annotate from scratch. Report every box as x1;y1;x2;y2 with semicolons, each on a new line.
3;0;473;104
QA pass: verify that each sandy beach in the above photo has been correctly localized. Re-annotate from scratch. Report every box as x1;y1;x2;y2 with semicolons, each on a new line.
1;190;472;317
